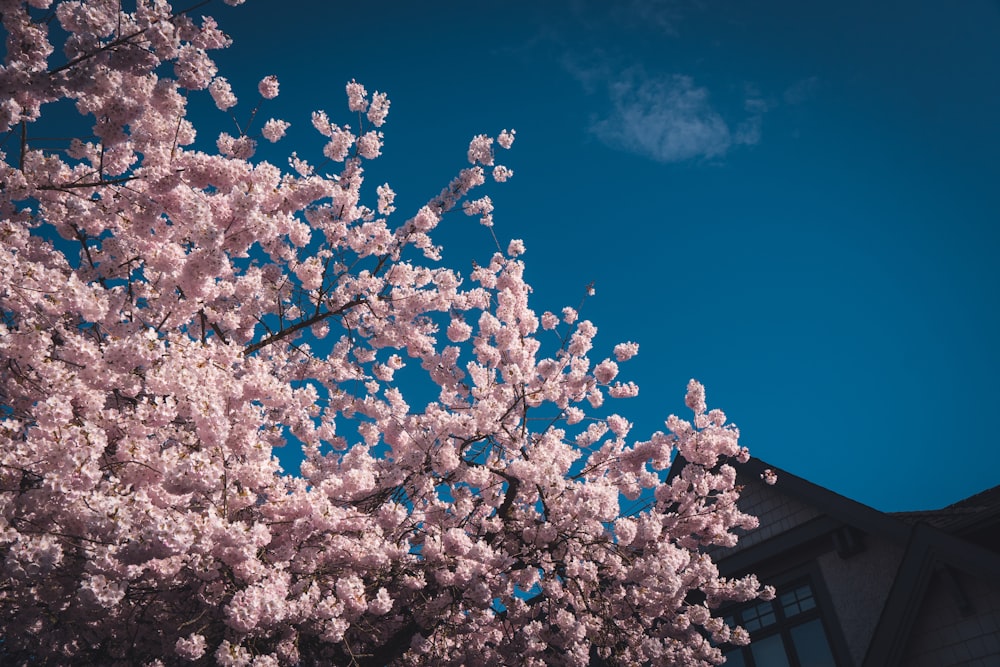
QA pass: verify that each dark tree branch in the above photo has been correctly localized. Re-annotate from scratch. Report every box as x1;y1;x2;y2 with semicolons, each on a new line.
47;1;212;77
243;297;365;356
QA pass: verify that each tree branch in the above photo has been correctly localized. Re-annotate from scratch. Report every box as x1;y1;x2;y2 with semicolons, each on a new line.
47;1;212;77
243;297;365;356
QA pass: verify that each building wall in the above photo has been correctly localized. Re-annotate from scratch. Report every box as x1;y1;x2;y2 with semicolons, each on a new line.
817;535;904;666
901;568;1000;666
723;478;823;556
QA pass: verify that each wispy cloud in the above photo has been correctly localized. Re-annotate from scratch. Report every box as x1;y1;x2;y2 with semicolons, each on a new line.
588;70;764;163
608;0;687;36
569;0;706;37
783;76;821;105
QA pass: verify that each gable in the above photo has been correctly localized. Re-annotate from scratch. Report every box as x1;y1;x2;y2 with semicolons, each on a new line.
720;471;823;557
899;567;1000;666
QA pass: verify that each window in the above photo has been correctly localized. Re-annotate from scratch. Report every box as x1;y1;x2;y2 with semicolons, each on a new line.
722;581;839;667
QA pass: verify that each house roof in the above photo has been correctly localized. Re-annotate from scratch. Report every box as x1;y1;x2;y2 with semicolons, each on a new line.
668;454;1000;667
891;484;1000;534
668;455;914;550
669;455;999;547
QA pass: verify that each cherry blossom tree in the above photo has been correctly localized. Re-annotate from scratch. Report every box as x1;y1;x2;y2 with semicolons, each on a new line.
0;1;768;664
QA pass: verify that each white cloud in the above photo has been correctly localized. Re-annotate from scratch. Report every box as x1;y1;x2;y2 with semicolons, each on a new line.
783;76;820;105
591;73;746;163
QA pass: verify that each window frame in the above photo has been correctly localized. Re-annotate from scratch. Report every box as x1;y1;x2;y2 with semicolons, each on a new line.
720;568;849;667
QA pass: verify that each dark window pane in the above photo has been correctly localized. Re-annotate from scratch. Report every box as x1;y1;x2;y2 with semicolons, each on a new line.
790;619;837;667
780;584;816;617
743;600;777;631
722;649;747;667
750;634;791;667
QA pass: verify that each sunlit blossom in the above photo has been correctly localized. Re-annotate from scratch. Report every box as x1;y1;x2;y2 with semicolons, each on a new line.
0;4;762;664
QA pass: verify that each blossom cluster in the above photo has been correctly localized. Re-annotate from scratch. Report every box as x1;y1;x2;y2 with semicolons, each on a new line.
0;2;763;665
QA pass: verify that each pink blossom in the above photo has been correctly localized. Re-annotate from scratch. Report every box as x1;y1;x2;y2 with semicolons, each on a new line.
685;378;708;415
447;319;472;342
609;381;639;398
261;118;289;142
367;91;390;127
607;414;631;437
497;129;516;149
175;633;207;660
377;184;396;215
411;206;440;232
357;130;383;159
614;341;639;361
311;110;333;136
594;359;619;384
462;196;494;227
568;321;595;355
257;75;279;99
217;133;256;159
294;257;324;290
492;165;513;182
467;134;494;165
323;127;354;161
175;45;217;90
289;152;313;176
564;406;585;424
346;79;368;112
215;641;251;667
368;587;393;615
209;77;238;110
0;3;763;662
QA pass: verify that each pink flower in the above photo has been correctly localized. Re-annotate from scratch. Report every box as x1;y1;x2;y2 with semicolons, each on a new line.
209;77;238;110
492;165;513;182
367;91;390;127
462;196;494;227
0;6;764;660
607;414;631;437
614;341;639;361
685;378;707;415
608;381;639;398
261;118;289;142
311;110;333;136
323;127;354;161
257;75;279;99
497;129;516;149
467;134;494;165
377;184;396;215
175;45;217;90
346;79;369;112
447;320;472;342
175;633;207;660
594;360;619;384
357;130;383;159
368;587;393;615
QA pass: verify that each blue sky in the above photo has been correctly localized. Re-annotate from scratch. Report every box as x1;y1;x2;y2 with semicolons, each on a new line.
210;0;1000;512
